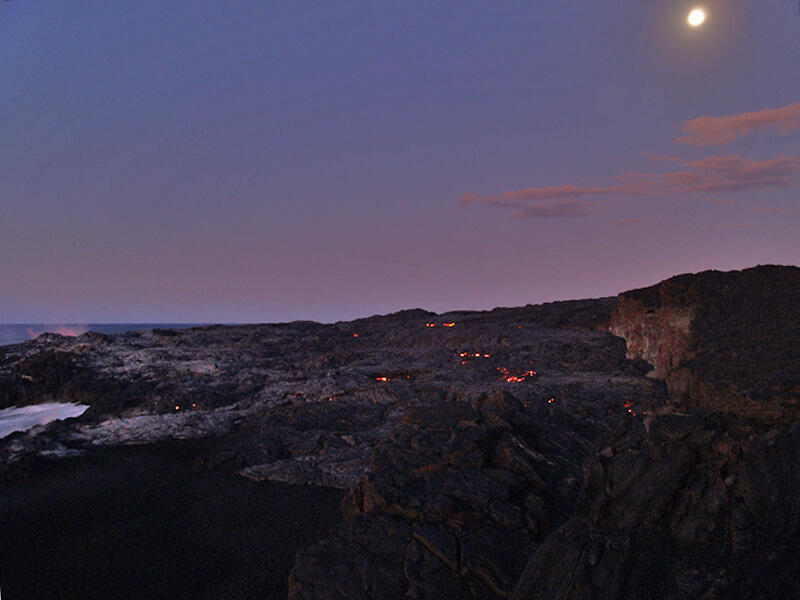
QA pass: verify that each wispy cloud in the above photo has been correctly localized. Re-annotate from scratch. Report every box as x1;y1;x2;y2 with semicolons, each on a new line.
462;155;800;217
618;155;800;194
459;193;595;218
745;205;800;216
677;102;800;146
463;102;800;218
512;199;594;218
712;223;752;232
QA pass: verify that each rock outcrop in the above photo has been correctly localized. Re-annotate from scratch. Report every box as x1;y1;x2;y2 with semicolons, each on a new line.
609;265;800;423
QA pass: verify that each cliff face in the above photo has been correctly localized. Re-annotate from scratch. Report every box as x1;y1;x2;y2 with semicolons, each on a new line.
608;296;694;379
608;265;800;423
504;266;800;600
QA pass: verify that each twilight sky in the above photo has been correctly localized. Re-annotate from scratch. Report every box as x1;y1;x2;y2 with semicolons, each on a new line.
2;1;799;323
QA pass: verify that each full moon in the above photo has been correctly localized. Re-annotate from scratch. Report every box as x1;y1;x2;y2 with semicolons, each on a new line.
687;8;706;27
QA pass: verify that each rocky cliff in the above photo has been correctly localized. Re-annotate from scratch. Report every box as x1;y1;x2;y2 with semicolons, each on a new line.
609;265;800;422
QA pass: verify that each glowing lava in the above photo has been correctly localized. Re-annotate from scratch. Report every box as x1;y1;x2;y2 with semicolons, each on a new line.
497;367;537;383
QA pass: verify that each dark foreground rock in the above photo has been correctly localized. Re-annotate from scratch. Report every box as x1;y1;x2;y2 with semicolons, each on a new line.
289;397;609;599
511;414;800;599
0;442;344;600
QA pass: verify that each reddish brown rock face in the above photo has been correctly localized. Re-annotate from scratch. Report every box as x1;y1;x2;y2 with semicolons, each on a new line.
609;296;695;379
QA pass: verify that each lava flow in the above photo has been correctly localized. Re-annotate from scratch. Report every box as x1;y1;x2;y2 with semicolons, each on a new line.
497;367;537;383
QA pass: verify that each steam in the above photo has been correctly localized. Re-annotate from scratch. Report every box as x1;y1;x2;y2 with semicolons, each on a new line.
25;324;89;339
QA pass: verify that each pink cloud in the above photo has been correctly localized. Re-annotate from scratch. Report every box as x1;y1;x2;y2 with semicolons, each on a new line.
616;156;800;195
745;205;800;216
498;184;619;201
712;223;752;232
463;155;800;217
511;199;594;219
677;102;800;146
463;155;800;218
458;193;482;205
463;102;800;219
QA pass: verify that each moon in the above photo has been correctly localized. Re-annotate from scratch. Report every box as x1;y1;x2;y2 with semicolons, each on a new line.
687;8;706;27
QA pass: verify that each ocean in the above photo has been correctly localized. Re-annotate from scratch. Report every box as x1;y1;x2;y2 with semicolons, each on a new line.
0;323;205;346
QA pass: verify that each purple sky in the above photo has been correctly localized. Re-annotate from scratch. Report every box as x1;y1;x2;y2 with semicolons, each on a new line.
2;1;799;323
